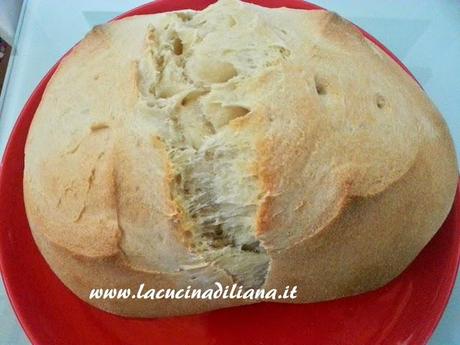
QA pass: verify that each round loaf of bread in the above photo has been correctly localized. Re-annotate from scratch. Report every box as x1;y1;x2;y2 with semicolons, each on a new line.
24;0;458;317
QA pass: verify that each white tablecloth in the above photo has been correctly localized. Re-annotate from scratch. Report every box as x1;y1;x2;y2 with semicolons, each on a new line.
0;0;23;45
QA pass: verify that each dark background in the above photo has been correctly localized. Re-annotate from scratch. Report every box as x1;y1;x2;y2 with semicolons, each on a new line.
0;39;11;93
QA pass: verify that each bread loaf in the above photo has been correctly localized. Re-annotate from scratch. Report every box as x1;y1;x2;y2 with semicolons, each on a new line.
24;0;458;317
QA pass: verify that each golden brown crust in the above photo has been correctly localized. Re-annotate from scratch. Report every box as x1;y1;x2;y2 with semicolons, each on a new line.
264;129;457;300
24;0;457;317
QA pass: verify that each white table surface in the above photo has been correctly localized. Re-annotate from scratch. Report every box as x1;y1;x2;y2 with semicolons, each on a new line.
0;0;23;45
0;1;459;344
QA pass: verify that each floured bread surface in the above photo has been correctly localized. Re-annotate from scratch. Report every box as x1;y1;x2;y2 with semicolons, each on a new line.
24;0;458;317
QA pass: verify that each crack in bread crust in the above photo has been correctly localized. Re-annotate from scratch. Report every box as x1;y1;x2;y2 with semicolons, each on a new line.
133;11;296;288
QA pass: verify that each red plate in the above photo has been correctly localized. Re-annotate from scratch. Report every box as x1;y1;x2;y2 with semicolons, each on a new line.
0;1;459;344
